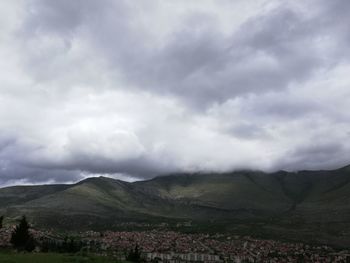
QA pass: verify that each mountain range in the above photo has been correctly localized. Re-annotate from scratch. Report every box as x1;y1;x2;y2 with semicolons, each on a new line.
2;165;350;246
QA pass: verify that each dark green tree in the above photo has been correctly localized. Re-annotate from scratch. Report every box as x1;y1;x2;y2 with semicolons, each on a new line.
0;215;3;229
127;244;142;262
60;236;82;253
10;215;35;252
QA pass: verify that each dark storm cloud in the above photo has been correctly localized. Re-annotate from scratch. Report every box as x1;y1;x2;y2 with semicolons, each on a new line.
0;136;82;185
18;1;321;106
21;0;350;109
276;142;350;172
89;4;321;107
0;165;82;186
23;0;120;35
0;129;176;182
0;135;15;152
30;152;178;179
225;123;269;140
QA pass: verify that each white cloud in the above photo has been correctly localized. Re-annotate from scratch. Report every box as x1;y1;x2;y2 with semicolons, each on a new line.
0;0;350;185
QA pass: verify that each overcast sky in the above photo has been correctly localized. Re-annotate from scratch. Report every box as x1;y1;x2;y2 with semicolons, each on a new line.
1;0;350;186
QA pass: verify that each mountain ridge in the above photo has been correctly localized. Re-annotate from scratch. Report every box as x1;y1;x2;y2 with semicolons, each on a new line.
2;165;350;246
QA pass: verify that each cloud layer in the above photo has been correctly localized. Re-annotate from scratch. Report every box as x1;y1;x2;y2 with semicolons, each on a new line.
1;0;350;185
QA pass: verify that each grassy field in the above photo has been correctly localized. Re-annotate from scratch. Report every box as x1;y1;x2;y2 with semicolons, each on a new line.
0;251;123;263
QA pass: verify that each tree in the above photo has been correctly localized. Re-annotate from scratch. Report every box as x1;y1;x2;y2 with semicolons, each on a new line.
126;244;142;262
0;215;3;229
10;215;35;252
59;236;82;253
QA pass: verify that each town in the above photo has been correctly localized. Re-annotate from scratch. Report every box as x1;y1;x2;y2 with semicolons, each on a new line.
1;224;349;262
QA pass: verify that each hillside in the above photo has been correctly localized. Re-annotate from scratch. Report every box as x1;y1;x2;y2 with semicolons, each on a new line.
2;166;350;245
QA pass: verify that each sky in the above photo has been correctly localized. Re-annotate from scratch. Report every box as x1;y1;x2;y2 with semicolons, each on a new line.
1;0;350;186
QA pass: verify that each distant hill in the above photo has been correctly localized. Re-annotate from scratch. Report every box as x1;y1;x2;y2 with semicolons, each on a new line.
2;165;350;246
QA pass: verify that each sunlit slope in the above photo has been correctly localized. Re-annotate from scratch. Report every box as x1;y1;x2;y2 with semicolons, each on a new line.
7;177;232;222
12;177;163;216
136;172;293;212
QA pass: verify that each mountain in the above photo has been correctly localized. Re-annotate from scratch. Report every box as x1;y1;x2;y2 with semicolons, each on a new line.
2;166;350;246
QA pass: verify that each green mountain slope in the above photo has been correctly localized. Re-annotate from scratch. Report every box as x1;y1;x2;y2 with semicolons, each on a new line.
0;184;70;208
2;166;350;244
136;172;292;212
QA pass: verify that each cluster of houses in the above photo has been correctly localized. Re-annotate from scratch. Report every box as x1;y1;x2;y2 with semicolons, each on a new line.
144;252;221;263
80;230;350;262
0;227;11;247
1;225;350;262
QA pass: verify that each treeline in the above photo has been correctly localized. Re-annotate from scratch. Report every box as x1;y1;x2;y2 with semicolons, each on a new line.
0;215;36;251
1;215;144;262
1;215;89;253
10;215;36;252
42;238;144;262
41;237;84;253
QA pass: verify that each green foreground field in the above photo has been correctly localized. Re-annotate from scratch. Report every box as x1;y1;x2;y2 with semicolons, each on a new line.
0;251;124;263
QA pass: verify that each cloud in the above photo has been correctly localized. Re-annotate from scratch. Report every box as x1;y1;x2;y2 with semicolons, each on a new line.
0;0;350;185
275;142;350;172
19;0;347;108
